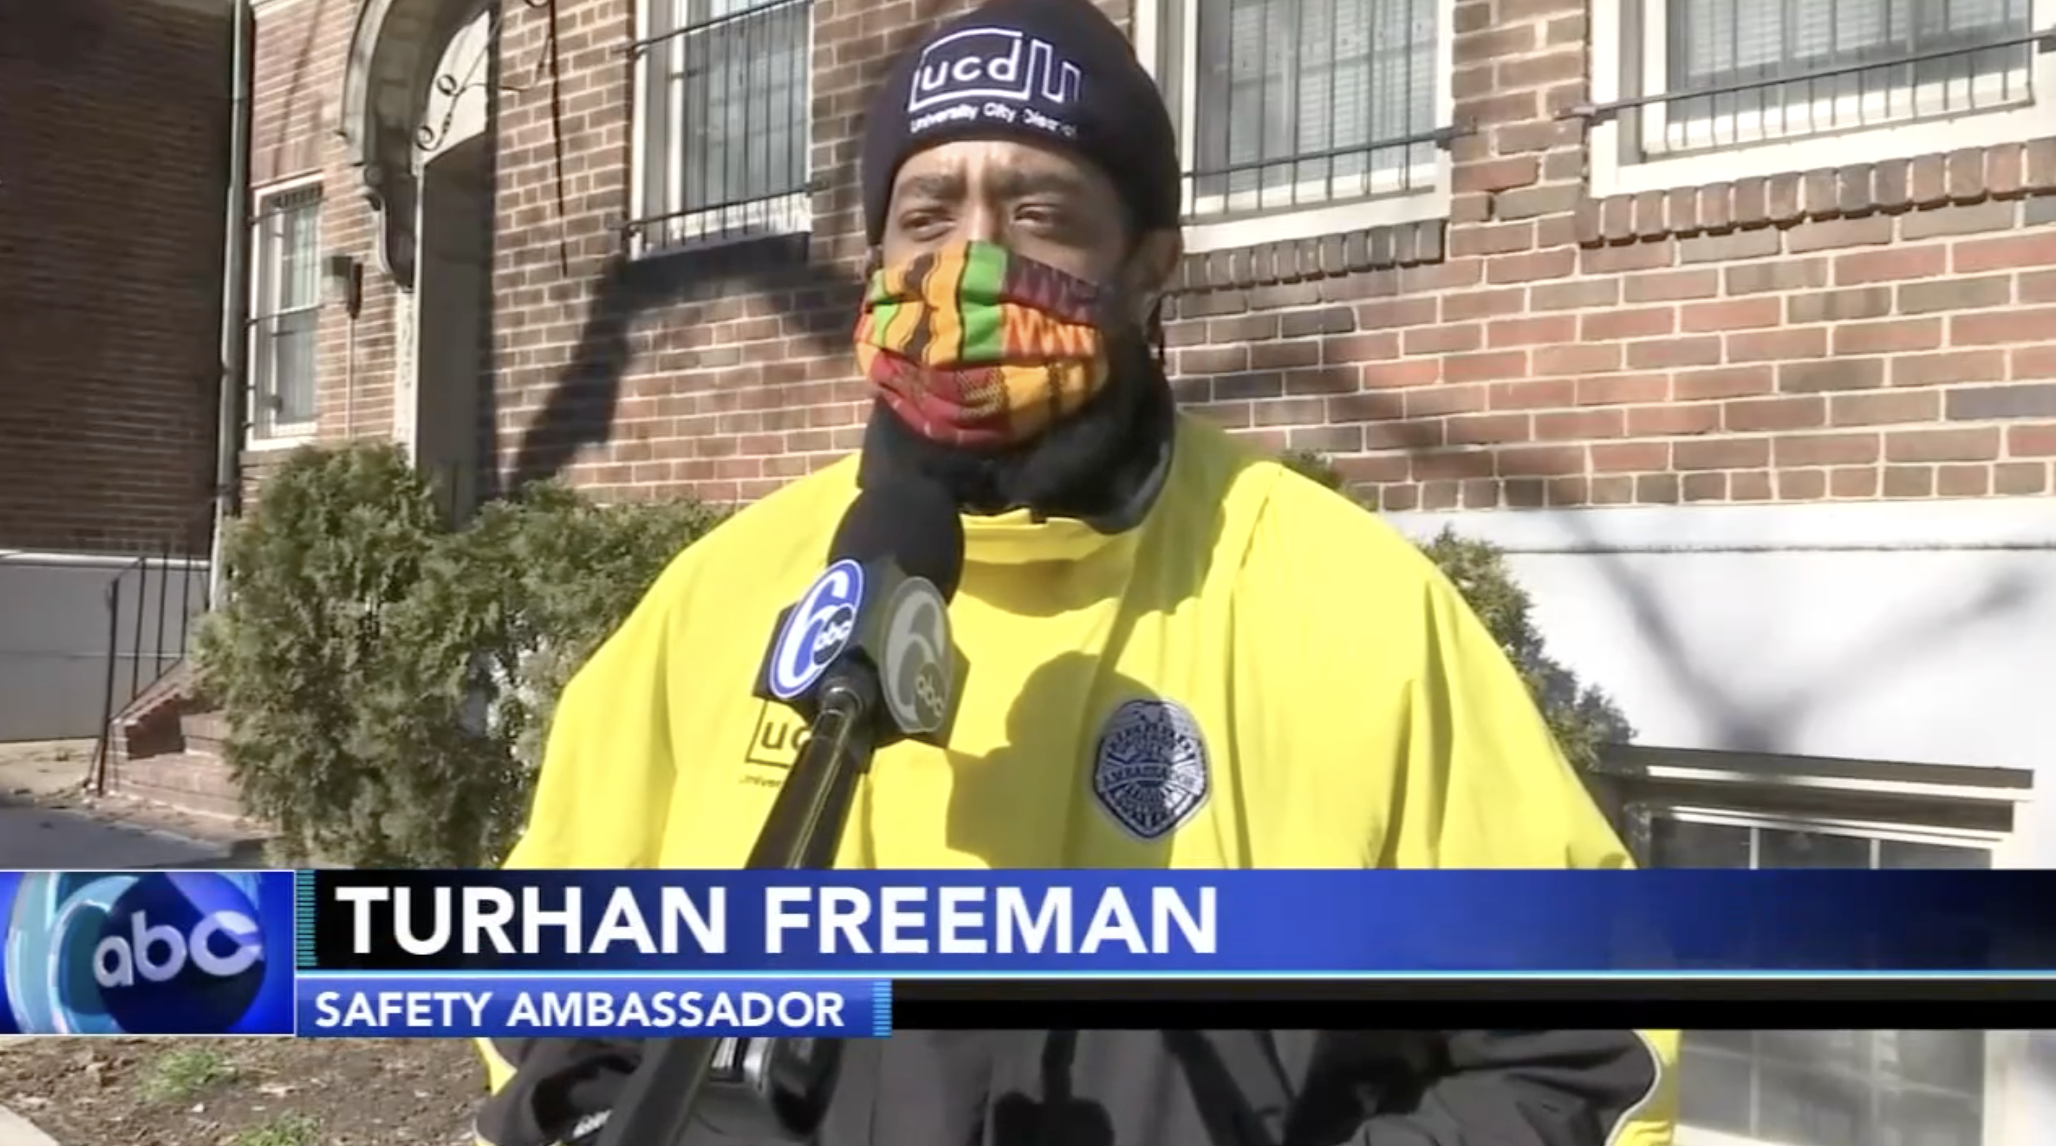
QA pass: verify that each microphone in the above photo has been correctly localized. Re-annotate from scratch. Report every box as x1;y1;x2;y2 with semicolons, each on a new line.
593;478;966;1146
751;475;967;757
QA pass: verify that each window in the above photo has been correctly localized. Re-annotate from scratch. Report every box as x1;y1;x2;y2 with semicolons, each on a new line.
1647;809;1998;1146
1598;747;2033;1146
1137;0;1453;253
1675;1028;1990;1146
249;183;321;442
633;0;812;252
1647;811;1997;871
1591;0;2056;195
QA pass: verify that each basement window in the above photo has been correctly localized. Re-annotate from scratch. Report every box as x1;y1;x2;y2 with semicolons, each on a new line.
1592;744;2033;1146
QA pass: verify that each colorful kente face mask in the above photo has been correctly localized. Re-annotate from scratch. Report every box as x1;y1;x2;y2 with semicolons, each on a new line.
854;241;1116;450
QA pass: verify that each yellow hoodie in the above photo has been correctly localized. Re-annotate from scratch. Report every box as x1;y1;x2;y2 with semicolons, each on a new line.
485;414;1679;1144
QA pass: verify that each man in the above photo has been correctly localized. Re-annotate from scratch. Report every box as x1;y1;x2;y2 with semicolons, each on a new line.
477;0;1680;1144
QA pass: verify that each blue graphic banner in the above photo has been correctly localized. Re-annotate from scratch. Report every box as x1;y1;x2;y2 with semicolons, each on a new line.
1;870;298;1035
304;869;2056;974
294;973;893;1038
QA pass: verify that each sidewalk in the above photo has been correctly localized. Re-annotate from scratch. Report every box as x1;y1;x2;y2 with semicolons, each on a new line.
0;799;244;869
0;1039;56;1146
0;740;88;800
0;739;268;870
0;1103;57;1146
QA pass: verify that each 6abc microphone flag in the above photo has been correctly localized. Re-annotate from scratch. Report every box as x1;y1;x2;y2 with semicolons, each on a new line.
755;482;963;744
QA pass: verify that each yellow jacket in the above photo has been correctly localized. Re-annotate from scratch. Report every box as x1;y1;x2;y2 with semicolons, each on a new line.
480;414;1679;1144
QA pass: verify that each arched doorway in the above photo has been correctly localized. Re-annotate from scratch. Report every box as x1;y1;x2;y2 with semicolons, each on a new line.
410;7;493;520
339;0;496;522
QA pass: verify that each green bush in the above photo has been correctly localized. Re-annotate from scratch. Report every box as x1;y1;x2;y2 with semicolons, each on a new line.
1278;448;1633;772
192;445;445;867
196;444;725;867
201;442;1625;867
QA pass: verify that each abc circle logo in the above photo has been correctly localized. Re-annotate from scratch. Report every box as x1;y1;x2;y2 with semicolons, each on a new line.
768;559;866;700
4;872;267;1035
812;611;855;659
879;577;953;735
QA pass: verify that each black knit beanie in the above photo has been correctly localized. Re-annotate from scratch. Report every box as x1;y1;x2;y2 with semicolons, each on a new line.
860;0;1181;246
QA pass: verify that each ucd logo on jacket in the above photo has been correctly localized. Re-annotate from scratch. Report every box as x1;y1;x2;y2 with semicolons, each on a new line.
3;872;268;1034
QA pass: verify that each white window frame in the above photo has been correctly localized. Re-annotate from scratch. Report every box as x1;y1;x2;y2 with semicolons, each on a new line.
1641;804;2028;1146
1591;0;2056;198
1132;0;1455;255
628;0;815;257
245;176;323;450
1645;803;2007;863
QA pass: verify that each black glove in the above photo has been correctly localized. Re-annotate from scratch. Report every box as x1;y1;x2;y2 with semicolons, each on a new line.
477;1039;646;1146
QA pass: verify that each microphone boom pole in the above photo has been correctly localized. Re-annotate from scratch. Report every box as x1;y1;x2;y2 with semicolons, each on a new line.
592;675;879;1146
596;482;964;1146
747;675;879;871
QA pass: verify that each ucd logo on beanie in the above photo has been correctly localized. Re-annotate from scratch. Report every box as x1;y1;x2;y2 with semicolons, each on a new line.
861;0;1182;245
906;27;1083;139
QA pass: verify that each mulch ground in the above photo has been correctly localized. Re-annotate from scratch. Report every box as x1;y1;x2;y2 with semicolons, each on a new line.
0;1037;486;1146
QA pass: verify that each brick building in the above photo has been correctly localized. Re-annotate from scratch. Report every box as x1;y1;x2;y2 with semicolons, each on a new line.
0;0;231;740
208;0;2056;1138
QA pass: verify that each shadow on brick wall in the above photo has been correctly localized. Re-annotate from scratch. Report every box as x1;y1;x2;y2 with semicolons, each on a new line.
503;0;963;491
504;236;865;489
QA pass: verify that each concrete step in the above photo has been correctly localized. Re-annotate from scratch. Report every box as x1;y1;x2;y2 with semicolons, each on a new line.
103;749;241;820
115;659;197;734
180;710;227;756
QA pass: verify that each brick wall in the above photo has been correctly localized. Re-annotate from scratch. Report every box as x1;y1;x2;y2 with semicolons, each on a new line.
242;0;391;500
276;0;2056;512
1169;0;2056;512
0;0;231;556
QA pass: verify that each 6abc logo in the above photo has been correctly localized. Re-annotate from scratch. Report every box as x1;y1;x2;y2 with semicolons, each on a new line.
4;872;268;1035
880;577;953;735
767;559;866;701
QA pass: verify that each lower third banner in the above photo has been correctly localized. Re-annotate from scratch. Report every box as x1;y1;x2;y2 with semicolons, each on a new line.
294;974;893;1038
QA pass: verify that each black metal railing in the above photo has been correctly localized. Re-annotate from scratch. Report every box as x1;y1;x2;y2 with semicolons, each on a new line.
89;503;217;794
623;0;813;250
1566;18;2051;156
